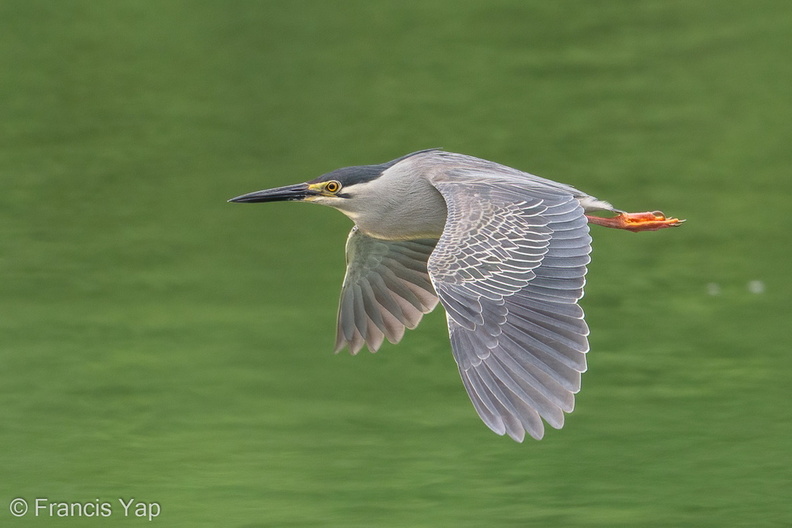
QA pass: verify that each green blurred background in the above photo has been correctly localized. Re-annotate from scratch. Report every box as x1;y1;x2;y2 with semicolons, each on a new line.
2;1;790;526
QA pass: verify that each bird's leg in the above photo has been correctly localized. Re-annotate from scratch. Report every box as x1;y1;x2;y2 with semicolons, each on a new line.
586;211;685;232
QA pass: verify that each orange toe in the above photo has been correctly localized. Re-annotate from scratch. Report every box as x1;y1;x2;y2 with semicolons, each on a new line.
586;211;685;232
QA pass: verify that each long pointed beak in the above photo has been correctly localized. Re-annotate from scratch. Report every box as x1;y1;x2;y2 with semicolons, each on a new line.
228;183;311;203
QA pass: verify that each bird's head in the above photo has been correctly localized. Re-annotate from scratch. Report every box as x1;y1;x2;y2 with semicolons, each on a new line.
228;149;439;210
227;163;383;209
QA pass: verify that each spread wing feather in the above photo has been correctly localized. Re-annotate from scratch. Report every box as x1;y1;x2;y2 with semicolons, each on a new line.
335;227;438;354
427;175;591;441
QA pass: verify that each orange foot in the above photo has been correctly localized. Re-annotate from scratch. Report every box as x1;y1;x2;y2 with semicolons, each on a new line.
586;211;685;232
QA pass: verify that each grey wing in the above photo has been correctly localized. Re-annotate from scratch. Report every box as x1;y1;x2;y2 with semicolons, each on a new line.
335;226;439;354
428;179;591;442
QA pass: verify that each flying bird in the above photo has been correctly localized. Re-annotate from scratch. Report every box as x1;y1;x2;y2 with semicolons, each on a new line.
230;149;683;441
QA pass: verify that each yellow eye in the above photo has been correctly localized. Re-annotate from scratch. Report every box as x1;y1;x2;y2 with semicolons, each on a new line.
325;180;341;194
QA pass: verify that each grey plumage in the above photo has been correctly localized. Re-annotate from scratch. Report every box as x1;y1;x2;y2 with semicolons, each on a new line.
335;230;438;354
230;149;683;442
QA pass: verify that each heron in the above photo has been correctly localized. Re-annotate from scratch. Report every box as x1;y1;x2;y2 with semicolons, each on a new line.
229;149;683;442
